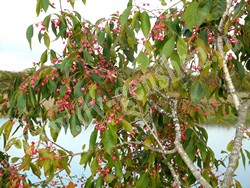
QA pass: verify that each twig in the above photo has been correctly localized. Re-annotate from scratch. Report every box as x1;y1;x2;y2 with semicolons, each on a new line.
45;137;73;155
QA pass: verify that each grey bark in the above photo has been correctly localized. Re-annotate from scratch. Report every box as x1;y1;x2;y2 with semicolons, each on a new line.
221;101;250;188
172;100;212;188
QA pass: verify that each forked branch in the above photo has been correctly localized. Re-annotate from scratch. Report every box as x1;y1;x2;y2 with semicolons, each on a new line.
171;100;212;188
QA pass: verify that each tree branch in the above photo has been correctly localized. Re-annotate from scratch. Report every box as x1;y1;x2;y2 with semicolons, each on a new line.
221;101;250;188
140;116;176;155
148;99;172;118
167;161;182;188
71;140;176;158
141;106;181;186
217;0;240;110
171;100;212;188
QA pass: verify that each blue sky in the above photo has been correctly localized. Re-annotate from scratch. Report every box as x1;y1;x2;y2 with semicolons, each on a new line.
0;0;165;71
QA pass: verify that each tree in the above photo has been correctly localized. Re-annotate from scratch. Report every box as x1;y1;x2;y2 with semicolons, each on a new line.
0;0;250;187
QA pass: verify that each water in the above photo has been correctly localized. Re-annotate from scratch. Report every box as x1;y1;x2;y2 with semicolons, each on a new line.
204;125;250;187
0;119;249;187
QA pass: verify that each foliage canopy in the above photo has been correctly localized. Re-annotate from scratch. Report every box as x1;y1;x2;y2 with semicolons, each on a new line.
0;0;250;187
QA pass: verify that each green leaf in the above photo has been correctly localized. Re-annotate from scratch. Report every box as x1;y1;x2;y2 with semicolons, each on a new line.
207;0;226;21
48;80;57;93
246;59;250;71
74;80;83;98
28;86;37;106
197;142;207;160
120;6;132;27
213;50;223;69
50;49;57;60
191;80;205;105
185;139;196;161
89;129;97;151
137;51;149;74
127;0;132;7
132;11;140;29
39;148;54;161
240;149;246;169
126;28;137;49
26;24;34;49
202;171;210;182
106;174;115;183
80;152;92;165
90;73;102;84
227;141;234;152
43;15;51;31
184;1;199;30
18;155;31;171
5;137;17;151
102;129;115;155
121;119;134;134
197;126;208;143
70;113;82;137
61;54;75;77
136;83;147;106
235;60;245;79
38;30;43;43
40;49;48;66
96;177;104;187
90;156;98;175
50;22;59;36
82;0;87;5
145;40;153;54
235;180;243;188
200;29;208;45
41;0;49;12
98;31;105;45
49;120;61;142
115;160;123;178
0;119;11;138
43;32;50;49
14;139;22;149
197;0;212;26
123;48;135;62
70;0;76;8
161;0;167;6
244;149;250;162
162;36;175;59
141;11;151;38
17;92;26;114
144;139;152;150
36;0;41;16
89;84;97;99
83;50;94;65
177;36;187;61
85;177;93;187
136;173;149;188
11;157;20;163
196;38;208;65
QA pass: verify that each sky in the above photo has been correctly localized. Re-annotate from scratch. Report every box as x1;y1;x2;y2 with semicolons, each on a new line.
0;0;125;71
0;0;166;72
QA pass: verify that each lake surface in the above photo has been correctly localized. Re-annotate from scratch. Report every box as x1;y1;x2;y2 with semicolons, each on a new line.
0;119;249;187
